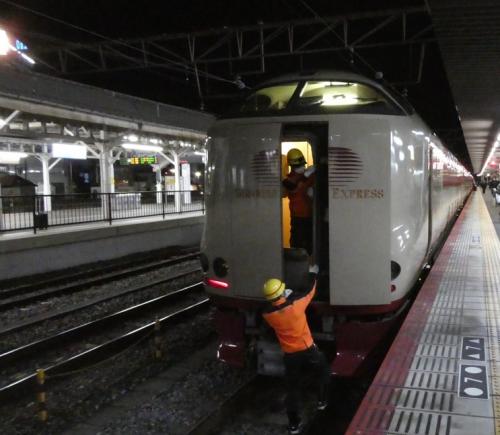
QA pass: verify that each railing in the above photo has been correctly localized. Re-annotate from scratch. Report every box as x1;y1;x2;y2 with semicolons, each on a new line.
0;190;205;234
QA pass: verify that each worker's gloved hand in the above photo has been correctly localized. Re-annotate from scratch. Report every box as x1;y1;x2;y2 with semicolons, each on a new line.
309;264;319;274
304;166;315;178
282;179;297;190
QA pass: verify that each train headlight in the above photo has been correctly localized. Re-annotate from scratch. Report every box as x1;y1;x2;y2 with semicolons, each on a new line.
391;261;401;280
200;253;209;272
213;257;229;277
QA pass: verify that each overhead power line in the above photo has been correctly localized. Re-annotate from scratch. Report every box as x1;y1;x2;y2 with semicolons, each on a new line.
0;0;240;88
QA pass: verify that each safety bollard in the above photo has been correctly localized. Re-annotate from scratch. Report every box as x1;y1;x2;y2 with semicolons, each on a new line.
36;369;48;422
154;318;162;360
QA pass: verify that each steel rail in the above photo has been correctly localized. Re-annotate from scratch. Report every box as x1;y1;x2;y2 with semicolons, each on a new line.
0;290;209;404
187;375;262;435
0;268;201;339
0;251;199;307
0;281;204;370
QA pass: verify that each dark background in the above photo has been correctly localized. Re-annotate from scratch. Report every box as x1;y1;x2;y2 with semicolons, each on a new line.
0;0;470;169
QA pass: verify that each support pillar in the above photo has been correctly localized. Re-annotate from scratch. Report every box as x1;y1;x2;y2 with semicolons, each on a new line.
0;185;3;231
158;151;176;210
154;165;162;204
173;152;181;212
98;147;115;194
97;144;115;220
40;154;52;212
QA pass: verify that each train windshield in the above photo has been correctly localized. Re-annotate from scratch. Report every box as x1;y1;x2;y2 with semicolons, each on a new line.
298;81;385;108
239;83;299;114
236;80;401;116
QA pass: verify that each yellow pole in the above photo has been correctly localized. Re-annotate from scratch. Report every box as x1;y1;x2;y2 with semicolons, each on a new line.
36;369;48;422
154;318;162;359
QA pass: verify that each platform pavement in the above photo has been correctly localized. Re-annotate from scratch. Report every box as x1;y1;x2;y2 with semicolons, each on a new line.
347;191;500;434
0;212;204;281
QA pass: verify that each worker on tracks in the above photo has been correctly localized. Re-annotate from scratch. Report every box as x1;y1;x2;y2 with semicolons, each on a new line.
261;268;330;434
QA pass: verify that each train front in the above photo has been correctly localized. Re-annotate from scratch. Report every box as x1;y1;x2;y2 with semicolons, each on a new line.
201;73;410;377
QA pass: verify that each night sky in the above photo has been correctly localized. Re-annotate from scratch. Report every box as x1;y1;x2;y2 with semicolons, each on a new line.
0;0;470;169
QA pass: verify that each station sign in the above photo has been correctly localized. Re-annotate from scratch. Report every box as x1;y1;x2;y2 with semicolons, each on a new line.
15;40;28;51
126;156;157;165
461;337;485;361
458;364;488;399
52;143;87;160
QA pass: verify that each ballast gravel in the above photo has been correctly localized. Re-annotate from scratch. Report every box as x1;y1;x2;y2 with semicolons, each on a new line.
0;260;201;353
1;308;220;434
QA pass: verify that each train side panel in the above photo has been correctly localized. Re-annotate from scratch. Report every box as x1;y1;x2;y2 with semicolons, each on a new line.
389;117;430;301
329;116;391;306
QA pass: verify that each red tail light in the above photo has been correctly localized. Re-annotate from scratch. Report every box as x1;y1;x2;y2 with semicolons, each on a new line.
205;277;230;289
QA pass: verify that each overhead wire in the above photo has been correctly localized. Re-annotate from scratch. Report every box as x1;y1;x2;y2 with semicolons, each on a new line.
294;0;380;76
0;0;239;87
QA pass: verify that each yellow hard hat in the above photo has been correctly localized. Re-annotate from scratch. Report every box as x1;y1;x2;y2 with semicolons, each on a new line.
263;278;285;301
287;148;306;167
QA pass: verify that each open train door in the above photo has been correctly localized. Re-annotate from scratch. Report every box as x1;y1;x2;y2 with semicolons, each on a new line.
227;122;283;298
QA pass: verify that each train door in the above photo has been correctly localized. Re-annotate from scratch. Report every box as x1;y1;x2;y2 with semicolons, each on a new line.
226;122;283;298
281;124;330;299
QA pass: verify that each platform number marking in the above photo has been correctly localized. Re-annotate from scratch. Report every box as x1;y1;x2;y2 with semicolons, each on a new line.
461;337;485;361
459;364;489;399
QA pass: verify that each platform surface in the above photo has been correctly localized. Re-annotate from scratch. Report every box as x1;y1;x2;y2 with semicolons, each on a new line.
348;191;500;435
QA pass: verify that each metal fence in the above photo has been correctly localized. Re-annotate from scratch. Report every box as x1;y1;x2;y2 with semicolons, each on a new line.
0;190;204;234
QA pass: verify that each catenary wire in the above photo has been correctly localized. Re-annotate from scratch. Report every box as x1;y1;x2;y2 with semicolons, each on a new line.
0;0;240;87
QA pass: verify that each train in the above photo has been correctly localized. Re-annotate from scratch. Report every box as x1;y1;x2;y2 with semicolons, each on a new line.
200;71;472;377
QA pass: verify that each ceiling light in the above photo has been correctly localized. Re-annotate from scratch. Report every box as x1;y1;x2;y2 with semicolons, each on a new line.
52;143;87;159
121;143;163;153
0;151;28;164
461;119;493;129
19;52;35;64
0;29;9;56
478;141;499;176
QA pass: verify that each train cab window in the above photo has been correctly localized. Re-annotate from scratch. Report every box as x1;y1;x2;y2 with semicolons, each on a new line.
296;81;400;115
239;83;298;114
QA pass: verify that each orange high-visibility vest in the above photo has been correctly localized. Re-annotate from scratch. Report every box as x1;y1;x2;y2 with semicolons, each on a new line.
283;171;314;218
262;284;316;354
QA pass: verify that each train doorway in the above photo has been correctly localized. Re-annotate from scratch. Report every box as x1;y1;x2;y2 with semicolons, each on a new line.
281;123;329;299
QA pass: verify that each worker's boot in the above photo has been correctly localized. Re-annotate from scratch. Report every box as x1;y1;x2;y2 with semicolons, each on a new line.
287;411;303;434
317;386;328;411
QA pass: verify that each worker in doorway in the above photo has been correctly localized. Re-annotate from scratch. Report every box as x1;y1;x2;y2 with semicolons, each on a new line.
262;269;330;435
282;148;315;255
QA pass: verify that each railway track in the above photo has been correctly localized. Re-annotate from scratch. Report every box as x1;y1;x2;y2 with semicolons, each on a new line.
0;282;209;404
0;267;201;341
0;251;199;311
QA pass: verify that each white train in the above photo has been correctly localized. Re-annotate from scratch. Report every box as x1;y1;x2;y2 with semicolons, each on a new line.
201;71;472;377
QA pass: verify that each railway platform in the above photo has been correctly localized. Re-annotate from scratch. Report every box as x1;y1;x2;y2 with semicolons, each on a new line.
0;212;203;281
348;191;500;434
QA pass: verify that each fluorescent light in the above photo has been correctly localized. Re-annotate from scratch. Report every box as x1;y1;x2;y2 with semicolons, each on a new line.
52;143;87;159
20;52;35;64
121;143;163;153
0;29;9;56
0;151;28;164
478;141;499;176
